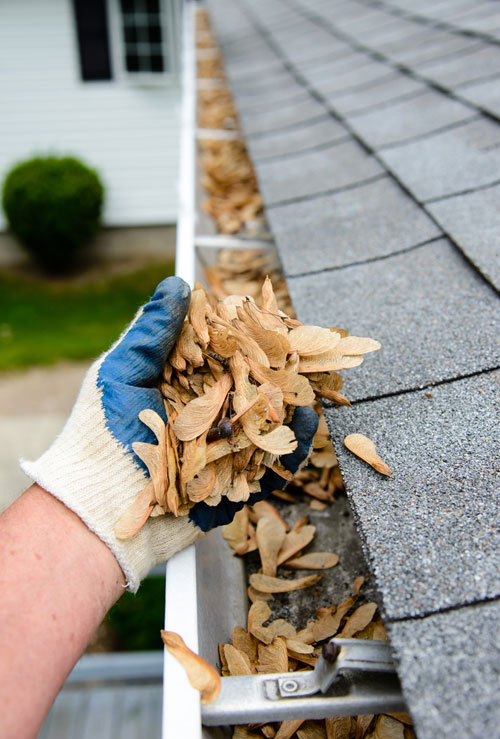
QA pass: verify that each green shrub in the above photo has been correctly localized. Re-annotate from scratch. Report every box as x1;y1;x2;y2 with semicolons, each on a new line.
2;155;104;271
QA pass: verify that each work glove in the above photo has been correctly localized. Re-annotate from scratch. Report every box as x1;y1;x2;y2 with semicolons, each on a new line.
21;277;318;592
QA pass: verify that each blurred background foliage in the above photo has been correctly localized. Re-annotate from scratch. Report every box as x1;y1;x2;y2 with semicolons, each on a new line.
0;259;175;371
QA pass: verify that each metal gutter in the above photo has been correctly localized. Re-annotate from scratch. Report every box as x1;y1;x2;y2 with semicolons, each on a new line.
161;2;407;734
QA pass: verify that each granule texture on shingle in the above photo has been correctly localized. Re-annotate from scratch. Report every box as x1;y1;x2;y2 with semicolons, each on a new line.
332;75;426;117
457;76;500;119
388;600;500;739
324;371;500;619
287;239;500;401
240;95;327;138
256;139;384;206
226;55;285;82
300;53;378;90
236;84;307;113
227;70;298;101
266;176;441;276
375;30;481;67
313;59;396;100
426;183;500;291
346;89;475;149
418;43;500;89
247;116;349;161
380;117;500;202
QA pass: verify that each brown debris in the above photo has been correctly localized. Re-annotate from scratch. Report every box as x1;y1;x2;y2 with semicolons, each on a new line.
161;630;221;704
344;434;393;477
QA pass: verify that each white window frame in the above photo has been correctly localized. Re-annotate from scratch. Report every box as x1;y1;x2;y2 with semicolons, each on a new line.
108;0;182;85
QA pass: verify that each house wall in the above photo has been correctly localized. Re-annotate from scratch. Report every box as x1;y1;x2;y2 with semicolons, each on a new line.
0;0;181;229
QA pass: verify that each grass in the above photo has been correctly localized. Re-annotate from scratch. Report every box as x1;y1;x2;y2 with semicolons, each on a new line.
105;576;166;651
0;260;175;371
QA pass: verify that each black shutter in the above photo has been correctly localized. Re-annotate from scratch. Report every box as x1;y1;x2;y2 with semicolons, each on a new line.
73;0;113;81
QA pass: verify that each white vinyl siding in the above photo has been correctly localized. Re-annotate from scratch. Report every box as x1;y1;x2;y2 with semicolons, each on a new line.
0;0;181;228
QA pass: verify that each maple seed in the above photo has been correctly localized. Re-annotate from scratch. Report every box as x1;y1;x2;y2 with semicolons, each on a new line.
207;417;233;443
344;433;393;476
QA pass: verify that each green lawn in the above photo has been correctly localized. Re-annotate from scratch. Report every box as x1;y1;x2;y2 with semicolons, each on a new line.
0;260;175;371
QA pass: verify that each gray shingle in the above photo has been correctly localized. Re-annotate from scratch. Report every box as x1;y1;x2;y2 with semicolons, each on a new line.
286;239;500;399
324;370;500;619
389;601;500;739
456;75;500;119
333;75;426;117
384;32;482;67
227;57;286;82
240;95;327;137
237;85;312;114
256;139;383;206
316;60;396;99
229;70;298;99
300;51;374;89
418;44;500;89
267;176;441;275
247;116;349;161
426;183;500;291
287;43;356;71
346;89;475;149
380;117;500;202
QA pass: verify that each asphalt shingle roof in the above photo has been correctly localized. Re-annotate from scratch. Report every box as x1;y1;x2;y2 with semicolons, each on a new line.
206;0;500;735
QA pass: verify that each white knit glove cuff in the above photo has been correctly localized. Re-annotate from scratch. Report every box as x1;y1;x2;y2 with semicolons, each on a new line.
21;358;202;592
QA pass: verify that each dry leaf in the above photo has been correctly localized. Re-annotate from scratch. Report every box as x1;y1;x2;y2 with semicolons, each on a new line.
356;714;374;738
114;481;155;539
135;409;168;507
247;359;315;406
186;462;217;503
256;516;287;576
374;716;405;739
344;434;393;476
222;507;249;550
248;601;295;645
224;644;254;675
385;715;412;727
310;596;357;642
173;373;232;441
232;727;263;739
288;325;341;356
299;351;364;373
297;722;327;739
285;638;314;654
232;625;257;664
188;287;210;346
161;630;221;704
248;585;273;603
284;552;339;570
338;336;381;356
354;576;365;595
275;720;305;739
338;603;378;638
250;573;322;593
256;637;288;673
325;716;353;739
277;525;316;566
250;500;290;530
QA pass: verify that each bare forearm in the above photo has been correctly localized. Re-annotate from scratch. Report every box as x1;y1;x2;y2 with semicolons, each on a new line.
0;484;125;739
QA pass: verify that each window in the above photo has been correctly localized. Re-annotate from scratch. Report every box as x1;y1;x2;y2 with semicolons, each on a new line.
73;0;181;82
120;0;165;73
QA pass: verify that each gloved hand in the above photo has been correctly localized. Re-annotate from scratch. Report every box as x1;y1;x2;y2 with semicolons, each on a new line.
21;276;318;592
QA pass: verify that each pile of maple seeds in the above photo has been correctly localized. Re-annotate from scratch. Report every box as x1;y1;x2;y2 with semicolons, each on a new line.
196;16;264;234
114;271;383;537
156;248;409;738
158;10;410;737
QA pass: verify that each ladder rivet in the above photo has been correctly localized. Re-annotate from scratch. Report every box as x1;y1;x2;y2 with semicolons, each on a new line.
322;642;340;663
